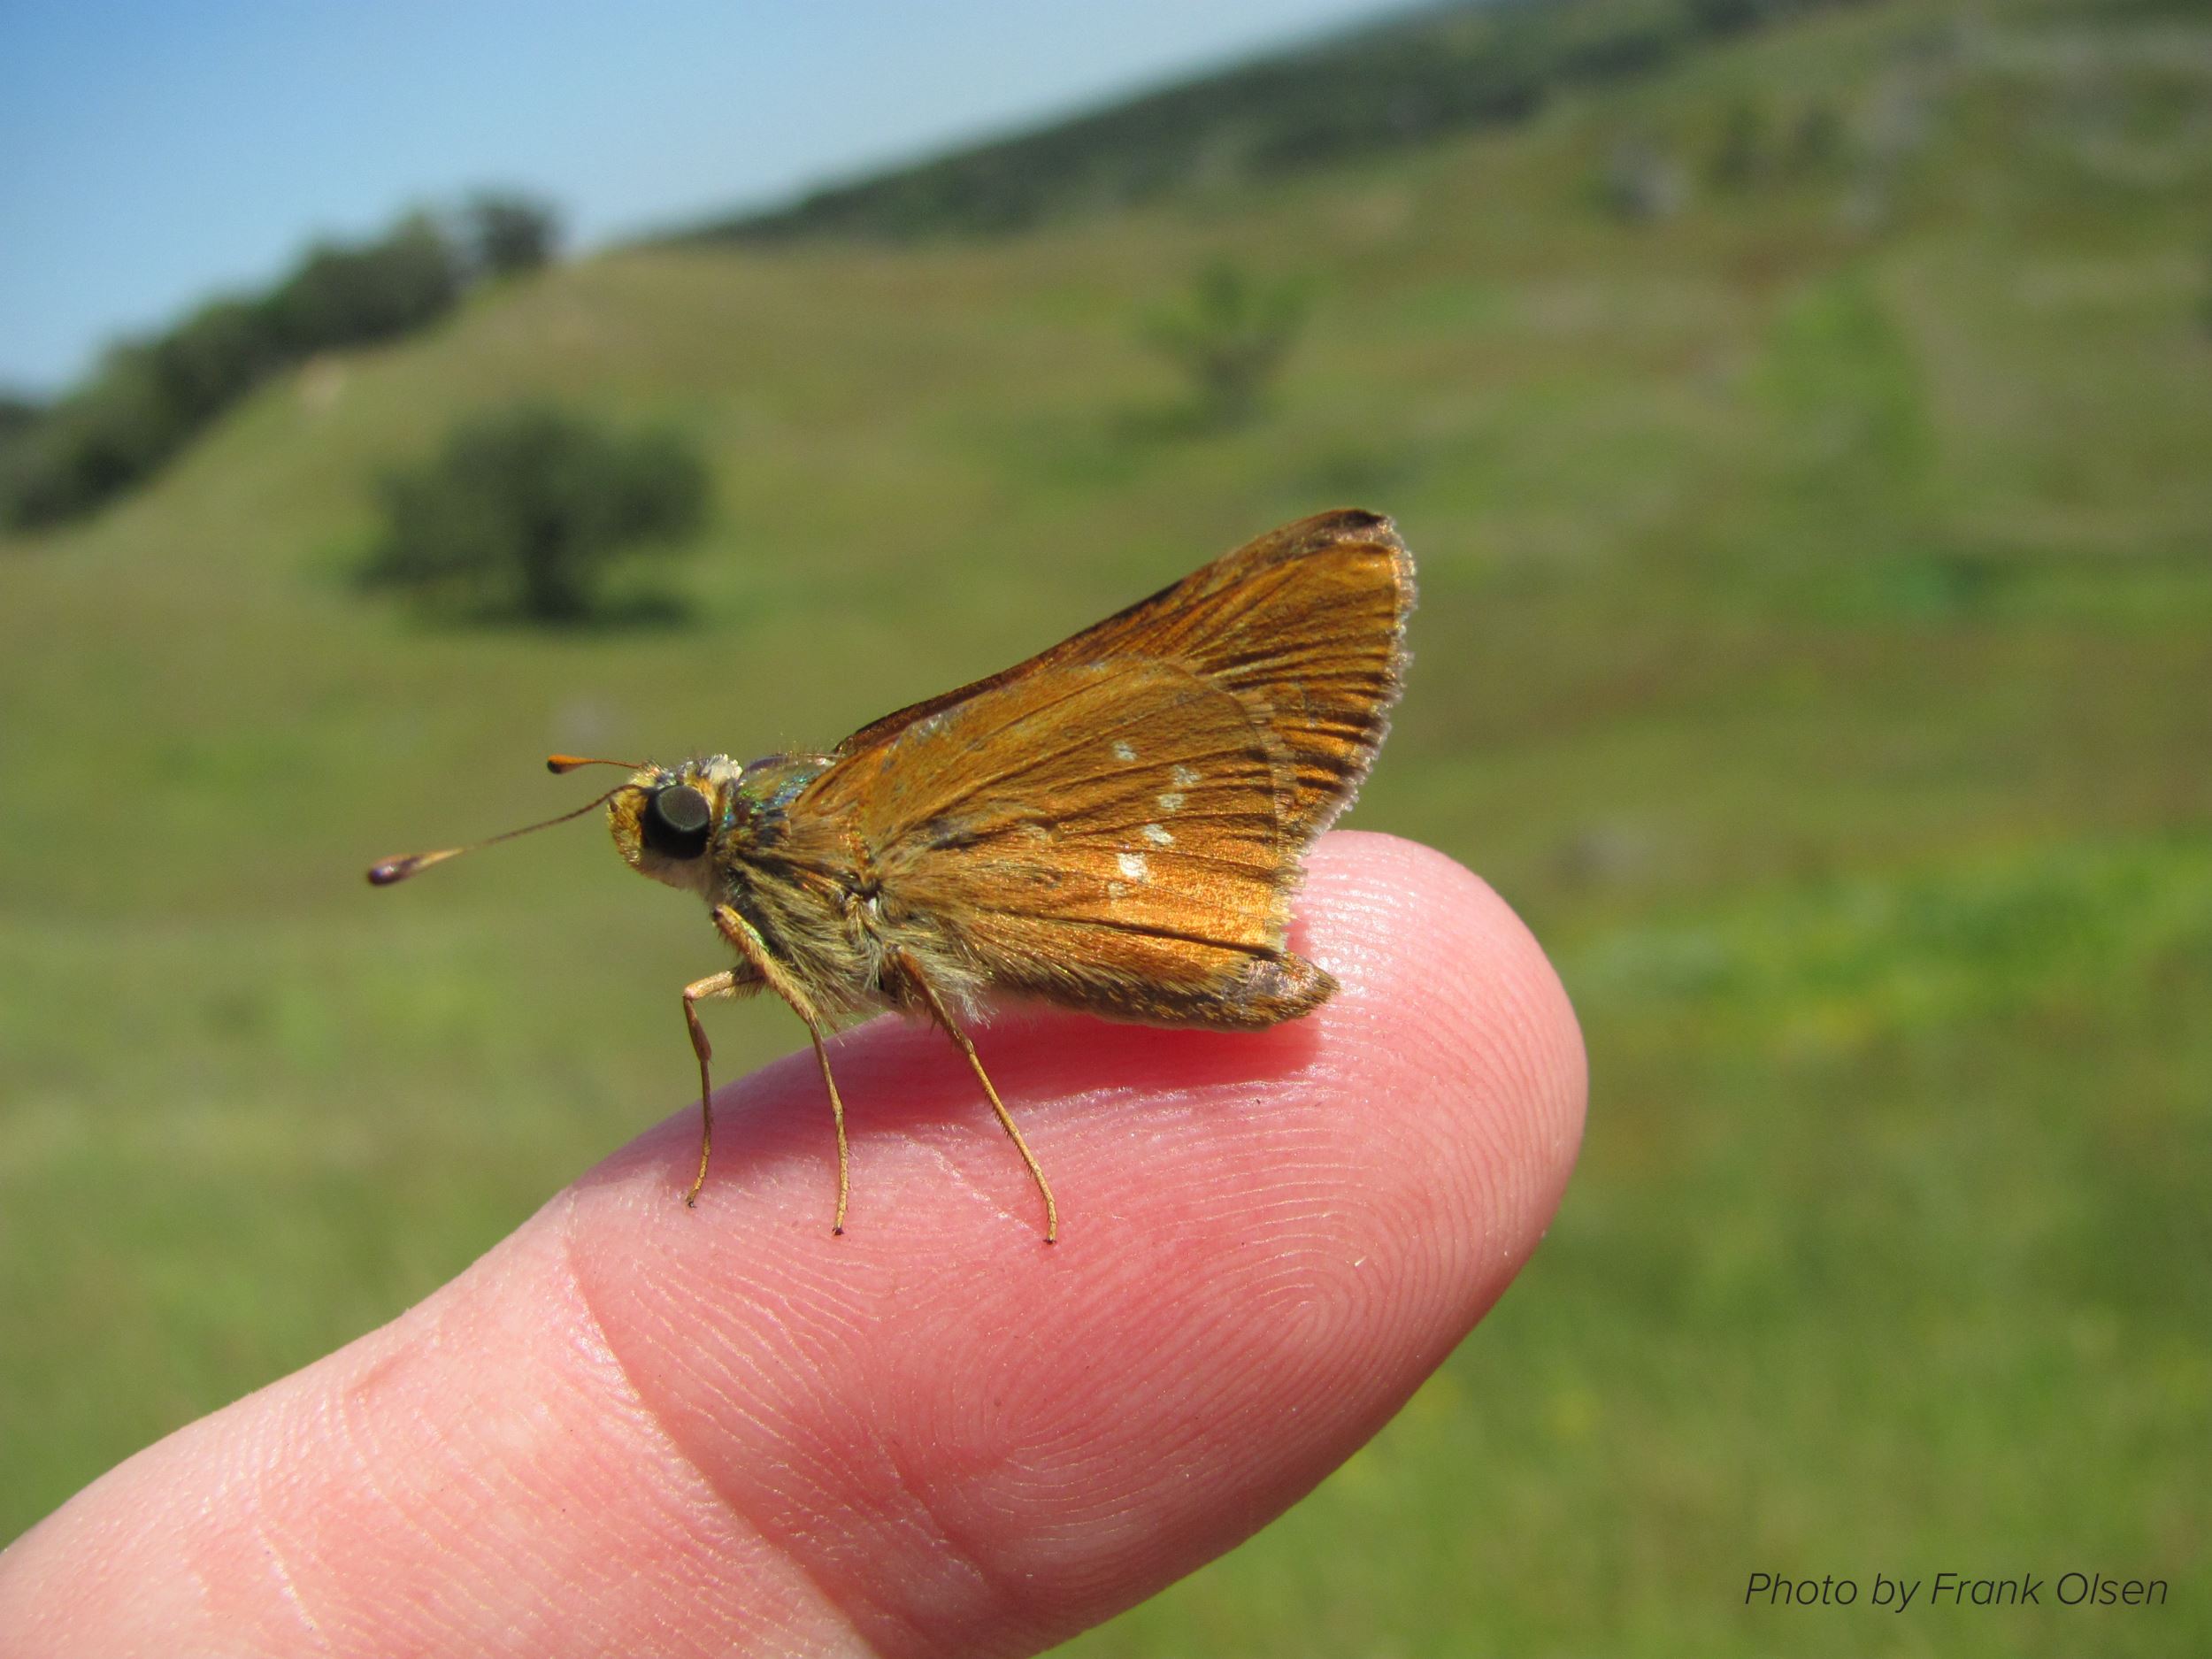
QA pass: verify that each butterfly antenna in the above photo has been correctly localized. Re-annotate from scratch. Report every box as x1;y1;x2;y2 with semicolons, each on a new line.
547;754;642;774
367;778;634;887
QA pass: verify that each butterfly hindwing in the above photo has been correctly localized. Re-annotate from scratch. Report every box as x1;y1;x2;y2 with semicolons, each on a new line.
802;657;1330;1025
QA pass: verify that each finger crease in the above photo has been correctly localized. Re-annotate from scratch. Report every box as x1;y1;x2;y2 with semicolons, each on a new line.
557;1202;887;1659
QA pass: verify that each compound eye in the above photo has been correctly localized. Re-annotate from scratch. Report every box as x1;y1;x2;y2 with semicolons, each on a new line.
643;784;713;860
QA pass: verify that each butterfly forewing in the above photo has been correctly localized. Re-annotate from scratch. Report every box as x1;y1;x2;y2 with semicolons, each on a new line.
833;508;1412;841
793;509;1412;1030
1076;511;1413;839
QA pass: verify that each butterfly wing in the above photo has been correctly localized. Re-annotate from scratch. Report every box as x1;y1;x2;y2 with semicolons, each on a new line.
796;510;1413;1029
835;509;1412;841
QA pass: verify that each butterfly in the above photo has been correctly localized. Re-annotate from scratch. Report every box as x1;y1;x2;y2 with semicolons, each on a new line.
373;508;1414;1239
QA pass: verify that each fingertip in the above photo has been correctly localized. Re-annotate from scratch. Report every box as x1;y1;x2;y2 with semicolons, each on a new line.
1302;829;1588;1222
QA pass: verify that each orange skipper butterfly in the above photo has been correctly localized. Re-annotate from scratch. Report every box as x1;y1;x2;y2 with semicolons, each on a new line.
372;509;1413;1239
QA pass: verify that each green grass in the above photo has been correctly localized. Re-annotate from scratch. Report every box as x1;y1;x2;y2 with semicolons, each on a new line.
4;0;2208;1651
682;0;1873;244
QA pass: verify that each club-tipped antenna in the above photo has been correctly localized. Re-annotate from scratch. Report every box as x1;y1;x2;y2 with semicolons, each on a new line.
367;778;634;887
547;754;642;775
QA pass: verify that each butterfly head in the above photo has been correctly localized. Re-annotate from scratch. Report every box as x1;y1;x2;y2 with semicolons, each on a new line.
605;757;741;896
608;752;835;898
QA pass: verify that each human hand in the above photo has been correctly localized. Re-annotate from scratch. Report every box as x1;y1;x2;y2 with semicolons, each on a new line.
0;833;1585;1656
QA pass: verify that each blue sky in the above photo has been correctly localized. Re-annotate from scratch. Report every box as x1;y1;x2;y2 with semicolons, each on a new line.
0;0;1413;394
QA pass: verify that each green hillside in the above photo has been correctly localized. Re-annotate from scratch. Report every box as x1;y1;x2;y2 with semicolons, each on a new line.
4;0;2208;1652
683;0;1872;243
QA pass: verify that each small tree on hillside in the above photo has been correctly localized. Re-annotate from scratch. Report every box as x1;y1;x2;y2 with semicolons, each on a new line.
460;193;563;280
264;214;463;354
1144;262;1310;431
361;404;709;623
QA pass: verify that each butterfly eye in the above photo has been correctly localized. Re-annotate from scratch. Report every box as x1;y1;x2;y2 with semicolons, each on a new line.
643;784;713;860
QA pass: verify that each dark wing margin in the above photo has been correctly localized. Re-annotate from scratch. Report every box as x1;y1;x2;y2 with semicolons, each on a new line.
833;509;1414;843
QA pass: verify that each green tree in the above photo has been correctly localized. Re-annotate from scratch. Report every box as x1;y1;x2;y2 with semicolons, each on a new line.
360;405;710;623
1143;262;1310;430
0;347;180;527
0;392;42;445
460;193;562;280
263;214;463;354
149;298;280;425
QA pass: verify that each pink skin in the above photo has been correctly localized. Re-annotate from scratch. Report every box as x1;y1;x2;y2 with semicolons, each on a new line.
0;833;1586;1657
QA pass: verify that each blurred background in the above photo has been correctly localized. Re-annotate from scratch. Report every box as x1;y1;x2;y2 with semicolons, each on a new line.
3;0;2206;1652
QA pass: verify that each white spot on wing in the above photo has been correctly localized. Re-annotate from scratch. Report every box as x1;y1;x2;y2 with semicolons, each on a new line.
1141;822;1172;846
1112;740;1137;763
1170;764;1201;787
1117;851;1148;880
1157;791;1185;813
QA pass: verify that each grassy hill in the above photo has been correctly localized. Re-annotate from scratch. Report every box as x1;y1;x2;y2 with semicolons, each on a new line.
4;0;2208;1652
680;0;1874;244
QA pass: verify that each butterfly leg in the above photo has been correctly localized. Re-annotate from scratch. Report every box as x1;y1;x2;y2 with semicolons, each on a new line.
888;949;1058;1243
680;969;762;1207
712;904;855;1233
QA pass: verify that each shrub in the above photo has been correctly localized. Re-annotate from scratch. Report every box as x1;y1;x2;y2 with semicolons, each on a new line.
459;193;563;280
360;404;710;623
154;298;284;426
0;393;45;447
1143;262;1310;430
0;394;50;524
1;347;182;526
262;214;463;354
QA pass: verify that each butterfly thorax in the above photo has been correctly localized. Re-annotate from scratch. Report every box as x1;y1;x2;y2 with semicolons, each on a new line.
608;751;910;1023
